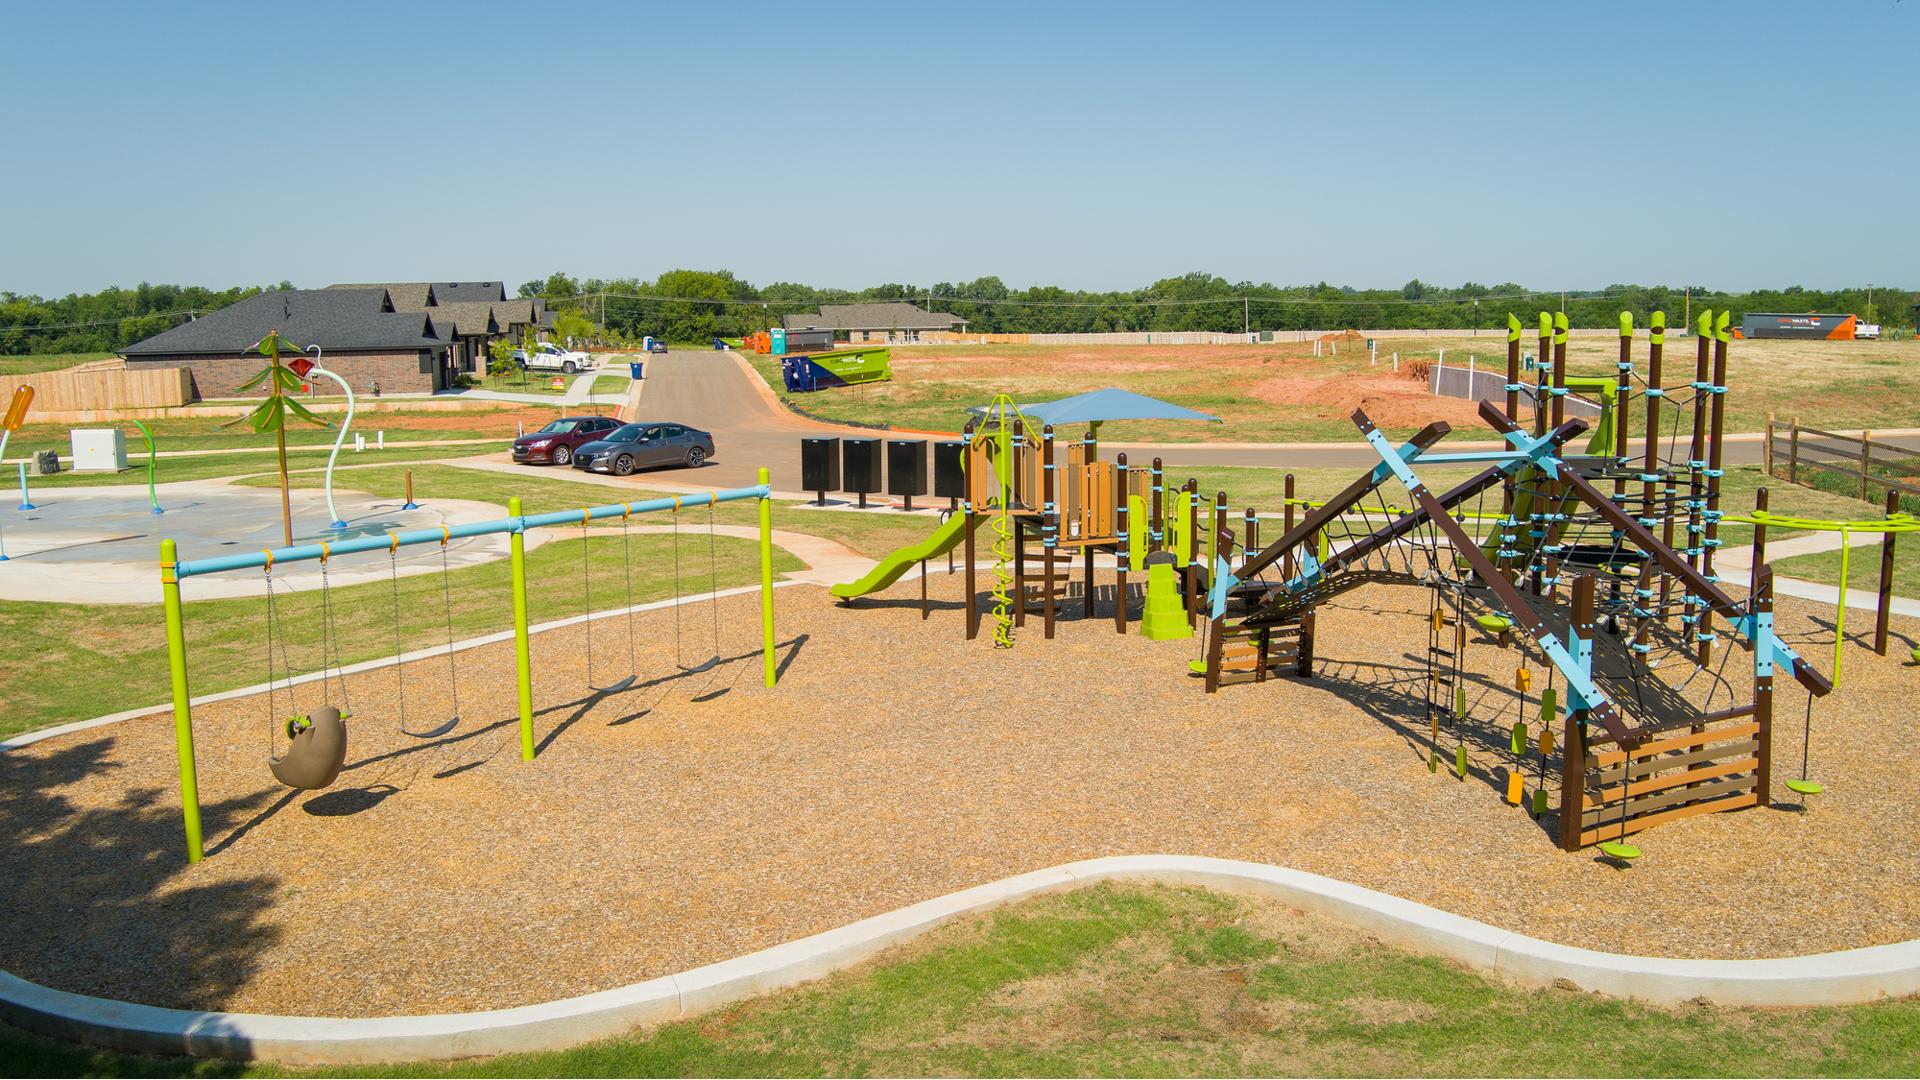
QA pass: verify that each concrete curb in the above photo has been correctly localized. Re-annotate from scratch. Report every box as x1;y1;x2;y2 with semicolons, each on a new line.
2;855;1915;1065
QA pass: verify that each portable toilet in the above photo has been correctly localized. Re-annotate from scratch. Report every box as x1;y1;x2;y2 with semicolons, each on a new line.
770;327;787;356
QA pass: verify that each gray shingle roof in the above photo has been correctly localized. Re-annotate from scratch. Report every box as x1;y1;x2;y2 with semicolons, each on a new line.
434;281;507;304
427;301;502;337
782;302;965;331
326;282;437;310
120;289;444;356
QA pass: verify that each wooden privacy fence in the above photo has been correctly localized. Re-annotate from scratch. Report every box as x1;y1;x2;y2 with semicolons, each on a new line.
0;367;193;413
1765;415;1920;502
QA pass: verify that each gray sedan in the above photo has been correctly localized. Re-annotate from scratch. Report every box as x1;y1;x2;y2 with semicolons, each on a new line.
572;422;715;476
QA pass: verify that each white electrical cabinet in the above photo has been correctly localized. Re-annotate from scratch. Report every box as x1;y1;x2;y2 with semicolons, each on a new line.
70;428;129;472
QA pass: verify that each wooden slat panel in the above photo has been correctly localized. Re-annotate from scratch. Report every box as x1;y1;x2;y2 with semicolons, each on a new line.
1579;790;1758;845
1592;739;1758;786
1588;722;1759;768
1588;755;1758;803
1582;774;1756;829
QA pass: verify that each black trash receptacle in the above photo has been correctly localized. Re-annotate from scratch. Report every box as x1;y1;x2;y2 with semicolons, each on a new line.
886;440;928;511
801;437;841;504
842;438;883;508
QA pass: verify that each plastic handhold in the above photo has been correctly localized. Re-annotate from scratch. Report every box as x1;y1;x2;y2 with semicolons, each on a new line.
1454;743;1468;779
1510;720;1527;756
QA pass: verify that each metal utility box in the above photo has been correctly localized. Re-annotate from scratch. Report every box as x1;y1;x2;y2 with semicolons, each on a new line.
70;428;128;472
801;437;841;503
841;437;883;507
886;439;928;510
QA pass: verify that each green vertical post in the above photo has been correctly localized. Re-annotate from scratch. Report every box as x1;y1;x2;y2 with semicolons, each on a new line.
160;539;203;863
759;466;778;687
508;496;535;760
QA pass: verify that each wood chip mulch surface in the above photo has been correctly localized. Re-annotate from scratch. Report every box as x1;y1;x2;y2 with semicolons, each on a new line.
3;571;1916;1017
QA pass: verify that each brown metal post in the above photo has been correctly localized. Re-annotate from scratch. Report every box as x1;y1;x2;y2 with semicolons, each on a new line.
1754;563;1774;809
1296;610;1315;676
1505;318;1521;423
1877;487;1898;655
1282;472;1297;580
1752;487;1770;567
963;512;979;640
1042;425;1056;639
1644;314;1666;622
1115;453;1130;633
1559;575;1597;851
1764;413;1775;477
1535;313;1552;439
1699;320;1730;665
1788;418;1799;484
1242;508;1258;572
1184;478;1201;625
1151;457;1165;556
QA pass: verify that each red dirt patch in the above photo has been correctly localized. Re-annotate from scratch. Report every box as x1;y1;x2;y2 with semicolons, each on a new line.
1248;373;1491;433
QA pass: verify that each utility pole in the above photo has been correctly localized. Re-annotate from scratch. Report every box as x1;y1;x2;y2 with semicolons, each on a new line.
1685;287;1690;332
1243;296;1249;336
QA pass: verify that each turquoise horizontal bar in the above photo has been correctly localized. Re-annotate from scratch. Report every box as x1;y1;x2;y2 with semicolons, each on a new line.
171;484;770;579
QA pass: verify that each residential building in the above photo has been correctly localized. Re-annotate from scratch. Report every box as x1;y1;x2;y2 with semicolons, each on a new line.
119;288;460;397
782;301;966;344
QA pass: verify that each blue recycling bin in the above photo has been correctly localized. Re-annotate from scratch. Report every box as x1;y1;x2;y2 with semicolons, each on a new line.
629;361;644;380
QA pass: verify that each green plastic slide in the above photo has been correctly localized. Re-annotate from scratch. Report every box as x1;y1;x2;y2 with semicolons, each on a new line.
830;512;971;600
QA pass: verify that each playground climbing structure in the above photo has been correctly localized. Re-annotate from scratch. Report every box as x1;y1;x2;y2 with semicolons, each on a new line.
1200;311;1834;852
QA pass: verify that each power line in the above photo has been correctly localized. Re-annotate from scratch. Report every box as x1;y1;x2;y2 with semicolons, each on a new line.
0;308;201;338
548;284;1725;311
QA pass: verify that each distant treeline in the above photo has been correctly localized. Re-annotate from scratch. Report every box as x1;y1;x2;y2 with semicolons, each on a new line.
525;271;1916;344
3;273;1909;355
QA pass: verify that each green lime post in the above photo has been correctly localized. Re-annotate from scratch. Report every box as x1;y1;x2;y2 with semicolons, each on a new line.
160;539;203;862
759;466;778;687
1832;529;1851;689
508;496;535;760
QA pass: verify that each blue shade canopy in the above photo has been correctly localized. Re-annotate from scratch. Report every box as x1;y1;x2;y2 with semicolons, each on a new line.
969;387;1221;427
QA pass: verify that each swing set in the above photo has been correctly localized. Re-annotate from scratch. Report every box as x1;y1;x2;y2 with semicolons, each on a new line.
160;470;780;863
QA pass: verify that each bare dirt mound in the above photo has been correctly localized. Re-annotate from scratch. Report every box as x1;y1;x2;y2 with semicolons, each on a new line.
1248;373;1490;433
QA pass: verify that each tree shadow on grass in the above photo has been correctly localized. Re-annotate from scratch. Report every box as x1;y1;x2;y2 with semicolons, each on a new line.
0;736;285;1016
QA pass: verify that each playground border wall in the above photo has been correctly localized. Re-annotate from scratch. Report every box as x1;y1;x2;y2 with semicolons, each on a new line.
1;854;1917;1065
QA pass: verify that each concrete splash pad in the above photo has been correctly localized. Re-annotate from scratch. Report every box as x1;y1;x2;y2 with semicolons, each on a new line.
0;483;538;603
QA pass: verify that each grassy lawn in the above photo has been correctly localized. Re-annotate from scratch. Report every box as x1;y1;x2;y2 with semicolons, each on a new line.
25;443;492;488
6;404;562;460
5;882;1917;1077
0;527;798;738
589;373;631;396
479;371;570;396
1774;539;1918;602
744;337;1920;446
0;350;115;376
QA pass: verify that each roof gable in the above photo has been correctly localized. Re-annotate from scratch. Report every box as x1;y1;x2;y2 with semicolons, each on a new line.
120;289;444;356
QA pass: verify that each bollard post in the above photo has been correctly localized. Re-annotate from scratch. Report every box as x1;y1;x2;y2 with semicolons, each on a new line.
402;469;420;510
17;461;35;511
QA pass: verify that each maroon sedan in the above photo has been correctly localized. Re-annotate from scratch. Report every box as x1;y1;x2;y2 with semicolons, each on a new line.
510;415;622;466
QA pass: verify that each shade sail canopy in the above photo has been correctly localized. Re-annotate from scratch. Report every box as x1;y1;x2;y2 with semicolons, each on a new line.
968;387;1222;427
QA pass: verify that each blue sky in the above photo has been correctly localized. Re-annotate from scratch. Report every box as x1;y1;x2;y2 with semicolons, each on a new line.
3;1;1912;296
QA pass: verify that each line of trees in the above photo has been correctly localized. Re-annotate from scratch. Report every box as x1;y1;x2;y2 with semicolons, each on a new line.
521;271;1918;345
4;273;1909;356
0;282;286;356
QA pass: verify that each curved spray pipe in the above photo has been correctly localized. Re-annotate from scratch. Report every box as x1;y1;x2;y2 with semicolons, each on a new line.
305;345;355;531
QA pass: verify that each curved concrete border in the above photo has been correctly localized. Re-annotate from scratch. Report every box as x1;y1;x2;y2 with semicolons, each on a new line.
2;855;1917;1065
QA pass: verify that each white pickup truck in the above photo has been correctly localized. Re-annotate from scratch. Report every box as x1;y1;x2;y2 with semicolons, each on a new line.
514;342;595;374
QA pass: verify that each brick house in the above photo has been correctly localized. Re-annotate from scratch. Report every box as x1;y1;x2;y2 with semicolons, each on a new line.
782;301;966;344
119;288;458;398
326;281;556;369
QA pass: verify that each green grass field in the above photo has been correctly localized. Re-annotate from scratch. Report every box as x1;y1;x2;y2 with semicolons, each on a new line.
745;336;1920;445
26;443;492;488
0;351;115;376
589;373;631;397
479;370;570;395
4;883;1916;1077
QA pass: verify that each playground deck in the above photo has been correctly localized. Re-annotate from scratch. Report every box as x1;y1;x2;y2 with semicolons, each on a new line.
2;576;1917;1018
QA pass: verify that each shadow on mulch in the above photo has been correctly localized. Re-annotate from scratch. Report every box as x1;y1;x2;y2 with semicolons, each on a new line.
0;737;284;1009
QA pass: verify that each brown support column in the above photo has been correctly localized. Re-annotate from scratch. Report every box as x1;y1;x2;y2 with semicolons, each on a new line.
1877;488;1899;655
1788;418;1800;484
1243;507;1259;572
1296;610;1316;677
1559;575;1597;851
1535;313;1552;439
1644;314;1667;625
964;512;979;640
1042;425;1056;640
1699;318;1729;665
1282;473;1297;580
1752;487;1770;567
1753;563;1775;808
1013;520;1027;628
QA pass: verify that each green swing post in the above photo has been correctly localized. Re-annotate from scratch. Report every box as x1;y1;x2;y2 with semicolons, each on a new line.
758;466;778;687
160;539;204;863
508;496;535;761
